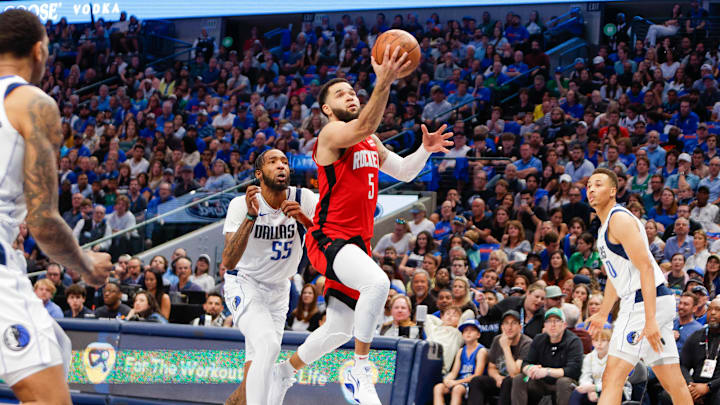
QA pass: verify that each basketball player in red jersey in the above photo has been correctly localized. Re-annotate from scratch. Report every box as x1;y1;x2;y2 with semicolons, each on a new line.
268;46;453;404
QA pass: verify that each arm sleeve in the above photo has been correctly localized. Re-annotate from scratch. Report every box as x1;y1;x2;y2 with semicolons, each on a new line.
380;146;432;183
223;197;247;234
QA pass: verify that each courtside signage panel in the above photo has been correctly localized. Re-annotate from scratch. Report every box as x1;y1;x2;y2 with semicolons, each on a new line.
1;0;609;23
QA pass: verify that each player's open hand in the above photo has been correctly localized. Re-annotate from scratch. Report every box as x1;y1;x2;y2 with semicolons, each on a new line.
83;251;112;288
421;124;454;154
371;45;412;84
585;312;607;339
639;319;664;354
245;185;260;217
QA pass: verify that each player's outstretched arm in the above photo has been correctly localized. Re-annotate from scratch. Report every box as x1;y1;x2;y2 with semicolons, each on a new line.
373;124;453;182
14;88;110;286
608;212;664;353
320;46;410;150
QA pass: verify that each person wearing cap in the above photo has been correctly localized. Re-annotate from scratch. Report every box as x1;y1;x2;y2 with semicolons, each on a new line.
690;284;710;325
467;309;532;405
544;285;566;311
665;152;701;193
513;307;583;405
189;254;215;293
174;165;200;197
433;319;487;405
409;202;435;236
434;201;455;241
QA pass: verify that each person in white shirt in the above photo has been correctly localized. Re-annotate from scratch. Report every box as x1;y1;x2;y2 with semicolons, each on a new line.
409;202;435;236
211;103;236;131
128;144;149;176
190;254;215;293
571;328;631;402
690;186;720;232
372;218;412;261
73;205;113;251
438;132;471;172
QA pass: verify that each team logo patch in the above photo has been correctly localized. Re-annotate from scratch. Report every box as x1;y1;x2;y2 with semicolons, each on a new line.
626;331;641;345
234;296;242;309
2;324;30;351
82;342;116;384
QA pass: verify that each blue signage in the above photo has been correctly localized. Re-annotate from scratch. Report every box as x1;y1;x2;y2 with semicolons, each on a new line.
0;0;610;24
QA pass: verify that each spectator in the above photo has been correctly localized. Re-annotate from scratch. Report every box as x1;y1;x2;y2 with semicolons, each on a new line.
513;307;584;405
123;257;144;286
409;203;435;236
698;156;720;205
190;254;215;293
562;303;592;354
287;284;323;332
664;296;720;405
191;293;228;327
690;186;720;233
686;230;711;272
568;233;600;273
433;319;487;405
467;309;532;405
380;295;421;338
44;263;67;310
174;165;201;196
568;328;626;404
72;205;112;251
126;291;168;323
373;218;412;261
34;279;63;319
170;257;204;292
483;283;546;339
143;269;171;320
664;217;696;262
64;283;93;319
94;282;131;319
542;251;574;287
204;159;236;192
674;292;703;353
410;269;439;315
666;253;690;292
425;305;466;373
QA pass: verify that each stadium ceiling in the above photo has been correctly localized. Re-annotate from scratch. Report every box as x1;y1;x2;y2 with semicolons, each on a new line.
1;0;610;23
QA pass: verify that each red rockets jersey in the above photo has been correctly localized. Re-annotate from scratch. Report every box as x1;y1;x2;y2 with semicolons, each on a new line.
308;136;379;244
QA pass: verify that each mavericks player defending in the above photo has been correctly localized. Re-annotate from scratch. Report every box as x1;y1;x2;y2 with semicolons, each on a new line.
270;46;453;404
221;149;316;405
586;168;691;405
0;9;112;404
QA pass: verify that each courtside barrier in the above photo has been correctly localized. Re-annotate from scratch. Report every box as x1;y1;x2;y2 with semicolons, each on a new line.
0;319;443;404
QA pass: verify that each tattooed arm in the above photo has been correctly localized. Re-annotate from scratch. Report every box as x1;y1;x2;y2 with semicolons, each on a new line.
8;87;111;286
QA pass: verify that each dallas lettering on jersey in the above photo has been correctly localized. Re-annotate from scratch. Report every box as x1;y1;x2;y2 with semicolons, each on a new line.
253;223;296;240
352;150;379;170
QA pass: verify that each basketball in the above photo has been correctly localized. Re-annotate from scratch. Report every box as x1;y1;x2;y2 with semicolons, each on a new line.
371;29;421;78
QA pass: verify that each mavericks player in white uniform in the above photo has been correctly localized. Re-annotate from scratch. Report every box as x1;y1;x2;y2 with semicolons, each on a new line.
0;9;112;404
586;168;691;405
222;149;316;405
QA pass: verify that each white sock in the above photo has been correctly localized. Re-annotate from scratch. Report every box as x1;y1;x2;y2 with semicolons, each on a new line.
354;354;370;368
279;360;297;379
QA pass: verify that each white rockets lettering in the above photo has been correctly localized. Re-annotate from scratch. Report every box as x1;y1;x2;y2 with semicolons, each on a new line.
352;150;379;170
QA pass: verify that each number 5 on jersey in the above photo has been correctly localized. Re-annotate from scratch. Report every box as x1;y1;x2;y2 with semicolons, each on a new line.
271;241;293;261
368;173;375;199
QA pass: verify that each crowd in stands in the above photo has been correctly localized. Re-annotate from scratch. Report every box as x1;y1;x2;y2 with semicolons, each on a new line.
10;1;720;404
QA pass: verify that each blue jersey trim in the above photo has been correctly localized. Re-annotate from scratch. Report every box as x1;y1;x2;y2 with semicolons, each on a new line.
4;82;28;99
604;207;629;260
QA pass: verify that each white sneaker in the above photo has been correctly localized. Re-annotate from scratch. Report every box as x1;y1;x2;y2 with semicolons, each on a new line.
267;363;295;405
342;364;381;405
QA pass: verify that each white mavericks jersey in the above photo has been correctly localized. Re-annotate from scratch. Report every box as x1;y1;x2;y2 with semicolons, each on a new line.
0;75;29;245
596;205;666;301
223;186;317;285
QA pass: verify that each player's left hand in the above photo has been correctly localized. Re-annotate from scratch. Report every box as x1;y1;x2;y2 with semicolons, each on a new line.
421;124;454;154
281;200;311;227
639;319;663;354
